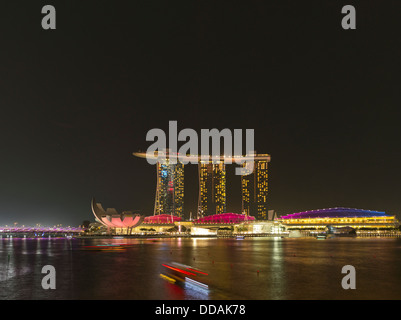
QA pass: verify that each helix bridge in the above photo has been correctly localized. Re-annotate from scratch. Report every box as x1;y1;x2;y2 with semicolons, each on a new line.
0;226;83;238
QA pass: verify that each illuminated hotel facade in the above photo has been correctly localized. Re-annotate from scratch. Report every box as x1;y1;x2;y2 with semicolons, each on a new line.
198;162;226;217
241;154;269;220
154;159;184;218
133;151;271;220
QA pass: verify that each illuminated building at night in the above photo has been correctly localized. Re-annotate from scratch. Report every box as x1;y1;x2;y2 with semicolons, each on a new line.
279;207;400;230
143;214;182;224
133;150;184;218
154;159;184;217
133;151;271;220
198;162;226;217
241;153;270;220
91;198;144;232
194;212;254;224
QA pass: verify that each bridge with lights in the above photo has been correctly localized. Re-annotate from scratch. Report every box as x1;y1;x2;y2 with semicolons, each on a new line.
0;226;83;238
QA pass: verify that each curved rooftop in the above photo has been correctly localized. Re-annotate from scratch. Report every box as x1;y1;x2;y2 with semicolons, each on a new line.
280;207;387;220
194;213;255;224
143;214;182;224
91;198;144;228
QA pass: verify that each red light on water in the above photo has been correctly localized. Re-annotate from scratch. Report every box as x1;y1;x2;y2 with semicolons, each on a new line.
162;264;196;276
187;268;208;275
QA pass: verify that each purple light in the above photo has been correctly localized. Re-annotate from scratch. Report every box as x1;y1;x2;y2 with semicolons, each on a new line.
280;207;387;219
143;214;182;224
194;213;255;224
0;226;83;233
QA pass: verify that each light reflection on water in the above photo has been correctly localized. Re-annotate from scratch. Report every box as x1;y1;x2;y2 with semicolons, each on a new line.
1;237;401;299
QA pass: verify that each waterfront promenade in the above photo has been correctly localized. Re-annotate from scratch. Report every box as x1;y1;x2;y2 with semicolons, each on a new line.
75;230;401;239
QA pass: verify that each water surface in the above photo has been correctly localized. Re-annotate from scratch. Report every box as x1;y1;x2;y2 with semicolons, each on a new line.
1;237;400;300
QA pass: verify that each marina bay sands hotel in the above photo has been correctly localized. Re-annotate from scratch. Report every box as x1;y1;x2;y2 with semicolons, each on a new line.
133;151;270;220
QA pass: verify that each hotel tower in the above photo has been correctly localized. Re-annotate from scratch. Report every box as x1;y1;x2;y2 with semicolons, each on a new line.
134;151;270;220
241;154;269;220
153;155;184;218
197;161;226;217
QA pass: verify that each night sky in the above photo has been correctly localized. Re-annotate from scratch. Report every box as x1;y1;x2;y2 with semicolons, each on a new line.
1;0;400;226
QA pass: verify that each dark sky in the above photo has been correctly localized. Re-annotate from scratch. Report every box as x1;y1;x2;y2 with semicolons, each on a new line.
1;0;400;226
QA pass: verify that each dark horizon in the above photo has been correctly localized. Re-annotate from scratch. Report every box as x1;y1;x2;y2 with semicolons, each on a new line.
1;1;401;226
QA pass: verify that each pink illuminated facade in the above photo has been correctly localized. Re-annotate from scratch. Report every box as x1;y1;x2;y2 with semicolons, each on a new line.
194;213;255;224
143;214;182;224
91;198;144;229
100;215;143;228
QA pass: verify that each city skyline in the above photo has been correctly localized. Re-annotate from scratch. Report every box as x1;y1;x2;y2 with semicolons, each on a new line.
2;0;401;306
1;1;401;227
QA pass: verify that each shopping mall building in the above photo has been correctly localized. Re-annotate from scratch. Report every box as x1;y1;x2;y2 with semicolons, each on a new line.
90;198;282;235
90;198;399;235
278;207;399;231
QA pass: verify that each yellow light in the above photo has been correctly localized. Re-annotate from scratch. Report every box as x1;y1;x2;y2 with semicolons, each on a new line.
160;274;176;283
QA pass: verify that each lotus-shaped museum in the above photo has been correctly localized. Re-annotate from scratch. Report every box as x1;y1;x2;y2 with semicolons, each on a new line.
91;198;144;228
